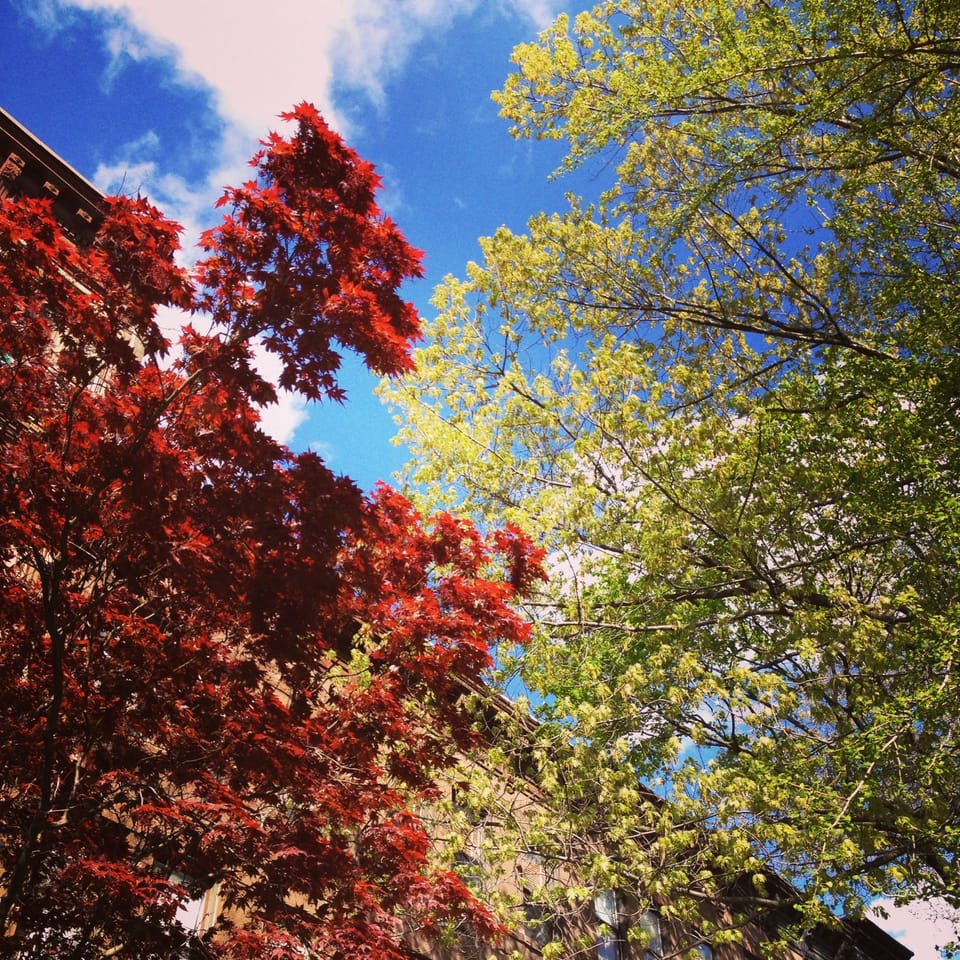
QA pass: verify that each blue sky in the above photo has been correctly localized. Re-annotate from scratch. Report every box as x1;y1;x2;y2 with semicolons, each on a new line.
1;1;952;954
2;0;578;490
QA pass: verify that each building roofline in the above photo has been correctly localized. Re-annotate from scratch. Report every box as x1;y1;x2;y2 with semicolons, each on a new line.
0;106;105;244
0;107;105;207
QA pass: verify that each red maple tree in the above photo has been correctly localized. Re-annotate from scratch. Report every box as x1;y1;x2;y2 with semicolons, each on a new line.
0;104;543;959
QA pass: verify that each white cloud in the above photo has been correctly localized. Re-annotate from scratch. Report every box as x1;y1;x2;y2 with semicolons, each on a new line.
371;162;408;222
99;19;179;90
27;0;565;443
43;0;565;136
43;0;506;137
93;152;215;255
250;343;309;447
508;0;567;29
872;899;960;959
11;0;77;34
306;439;336;465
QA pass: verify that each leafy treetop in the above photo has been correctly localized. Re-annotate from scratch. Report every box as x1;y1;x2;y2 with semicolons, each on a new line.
382;0;960;949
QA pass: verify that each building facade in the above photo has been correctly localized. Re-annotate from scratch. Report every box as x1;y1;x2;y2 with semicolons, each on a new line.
1;107;104;246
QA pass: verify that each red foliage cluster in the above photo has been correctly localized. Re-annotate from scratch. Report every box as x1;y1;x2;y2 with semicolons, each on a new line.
0;104;543;959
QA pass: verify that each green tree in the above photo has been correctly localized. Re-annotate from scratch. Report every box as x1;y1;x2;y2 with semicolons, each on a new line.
382;0;960;947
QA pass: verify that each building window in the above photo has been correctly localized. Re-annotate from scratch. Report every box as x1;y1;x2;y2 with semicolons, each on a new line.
523;898;555;949
453;850;484;892
518;852;554;949
595;890;623;960
168;871;218;935
692;943;714;960
639;909;663;960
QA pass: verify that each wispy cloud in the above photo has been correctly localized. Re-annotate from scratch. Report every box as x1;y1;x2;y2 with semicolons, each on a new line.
92;134;219;254
872;898;960;959
34;0;563;138
35;0;565;134
251;344;310;447
507;0;566;29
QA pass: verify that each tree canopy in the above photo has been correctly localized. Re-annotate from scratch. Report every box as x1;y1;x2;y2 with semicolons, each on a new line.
383;0;960;947
0;103;543;959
